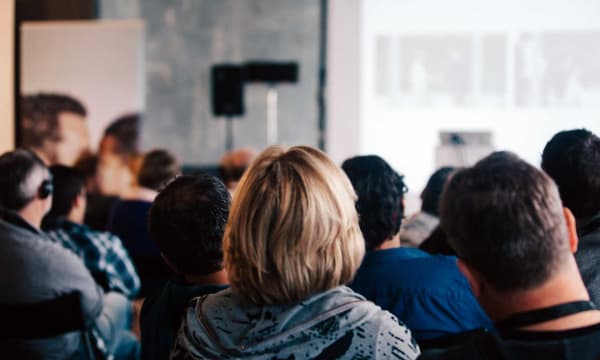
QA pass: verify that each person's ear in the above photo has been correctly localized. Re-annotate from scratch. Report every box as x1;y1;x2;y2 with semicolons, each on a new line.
564;207;579;253
457;258;484;299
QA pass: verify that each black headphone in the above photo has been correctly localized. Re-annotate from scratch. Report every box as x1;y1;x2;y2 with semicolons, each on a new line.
38;179;54;199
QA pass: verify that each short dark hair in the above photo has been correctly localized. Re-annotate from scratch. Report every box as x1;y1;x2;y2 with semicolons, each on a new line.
137;149;180;191
103;113;140;157
441;151;570;291
342;155;407;250
74;154;98;181
0;149;49;211
541;129;600;220
45;165;85;220
20;94;86;149
421;166;456;216
148;174;230;275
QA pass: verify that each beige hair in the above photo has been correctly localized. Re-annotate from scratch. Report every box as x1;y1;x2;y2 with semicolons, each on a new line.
224;145;365;304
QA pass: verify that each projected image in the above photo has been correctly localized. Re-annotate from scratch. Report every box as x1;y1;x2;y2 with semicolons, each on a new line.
399;36;472;107
516;31;600;108
375;31;600;109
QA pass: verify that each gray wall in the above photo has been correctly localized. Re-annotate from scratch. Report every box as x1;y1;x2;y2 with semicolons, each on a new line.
100;0;321;165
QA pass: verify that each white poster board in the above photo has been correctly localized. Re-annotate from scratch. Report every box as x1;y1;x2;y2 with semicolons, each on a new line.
0;0;15;153
21;20;145;150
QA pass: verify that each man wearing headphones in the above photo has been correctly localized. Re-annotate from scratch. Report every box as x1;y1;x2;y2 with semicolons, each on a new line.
0;149;139;359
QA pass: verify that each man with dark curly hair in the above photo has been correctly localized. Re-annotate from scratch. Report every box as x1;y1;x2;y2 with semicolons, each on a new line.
343;155;492;343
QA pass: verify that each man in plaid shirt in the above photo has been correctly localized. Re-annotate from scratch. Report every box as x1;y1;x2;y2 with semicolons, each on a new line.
43;165;140;298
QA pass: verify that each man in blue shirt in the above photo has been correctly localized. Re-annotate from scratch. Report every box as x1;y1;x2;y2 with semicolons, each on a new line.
342;155;493;341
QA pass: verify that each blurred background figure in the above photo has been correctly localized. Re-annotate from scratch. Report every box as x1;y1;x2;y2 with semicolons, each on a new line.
108;149;180;297
75;153;119;231
218;148;257;195
20;93;90;166
97;113;142;197
401;167;456;247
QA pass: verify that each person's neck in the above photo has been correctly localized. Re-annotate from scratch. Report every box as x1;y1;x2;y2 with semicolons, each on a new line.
66;211;84;225
18;205;43;230
373;233;401;251
182;269;228;287
122;185;157;202
183;269;229;285
486;260;600;331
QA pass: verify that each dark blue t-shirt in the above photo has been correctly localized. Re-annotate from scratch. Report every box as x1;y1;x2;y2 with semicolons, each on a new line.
141;279;228;360
108;200;170;296
350;247;493;340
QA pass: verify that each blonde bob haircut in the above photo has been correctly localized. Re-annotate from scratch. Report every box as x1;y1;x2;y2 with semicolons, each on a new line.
224;145;365;305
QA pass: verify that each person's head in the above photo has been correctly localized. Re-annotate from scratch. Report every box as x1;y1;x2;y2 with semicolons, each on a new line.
441;151;577;302
225;145;365;305
0;149;53;226
541;129;600;221
45;165;86;223
96;114;141;196
74;154;99;194
149;174;230;277
99;113;140;158
341;155;407;250
421;166;456;216
218;148;257;193
20;93;89;166
138;149;180;191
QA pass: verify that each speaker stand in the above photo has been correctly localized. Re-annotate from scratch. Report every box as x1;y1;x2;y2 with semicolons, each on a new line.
225;116;234;151
267;86;278;145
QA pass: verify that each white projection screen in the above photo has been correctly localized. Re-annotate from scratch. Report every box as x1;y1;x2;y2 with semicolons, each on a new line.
21;20;145;151
361;0;600;195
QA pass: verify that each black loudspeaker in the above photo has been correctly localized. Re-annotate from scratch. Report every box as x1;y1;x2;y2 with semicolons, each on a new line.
244;62;299;83
212;65;245;116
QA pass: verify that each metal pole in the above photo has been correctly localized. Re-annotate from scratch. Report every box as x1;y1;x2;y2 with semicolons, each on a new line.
225;116;234;151
266;86;278;145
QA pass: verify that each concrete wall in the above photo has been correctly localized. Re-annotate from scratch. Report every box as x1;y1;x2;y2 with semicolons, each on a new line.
0;0;15;153
100;0;321;165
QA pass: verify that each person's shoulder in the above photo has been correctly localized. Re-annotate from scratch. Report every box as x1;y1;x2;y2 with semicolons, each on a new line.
358;307;420;359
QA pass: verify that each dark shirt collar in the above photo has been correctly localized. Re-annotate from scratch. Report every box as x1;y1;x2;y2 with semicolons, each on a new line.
578;212;600;238
361;247;429;266
42;217;87;232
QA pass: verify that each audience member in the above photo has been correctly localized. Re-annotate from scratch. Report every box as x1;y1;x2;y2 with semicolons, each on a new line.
137;149;181;192
0;149;139;359
21;93;90;166
218;147;256;194
141;174;229;360
542;129;600;305
419;225;456;256
42;165;140;298
109;149;180;296
343;155;492;341
171;146;420;359
97;114;141;197
74;154;120;231
400;166;456;247
422;151;600;359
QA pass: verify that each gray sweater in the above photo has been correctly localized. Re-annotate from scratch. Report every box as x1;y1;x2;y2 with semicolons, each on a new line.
171;286;420;359
0;209;103;359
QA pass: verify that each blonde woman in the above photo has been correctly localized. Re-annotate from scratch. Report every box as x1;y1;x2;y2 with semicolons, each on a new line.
171;146;420;359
